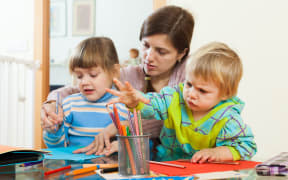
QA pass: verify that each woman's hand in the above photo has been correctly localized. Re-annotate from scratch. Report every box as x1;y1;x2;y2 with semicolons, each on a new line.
106;78;150;108
40;102;63;132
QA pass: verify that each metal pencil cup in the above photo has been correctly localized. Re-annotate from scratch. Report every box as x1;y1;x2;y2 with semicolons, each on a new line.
117;135;150;177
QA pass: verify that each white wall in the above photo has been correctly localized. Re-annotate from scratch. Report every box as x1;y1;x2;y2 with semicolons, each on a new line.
50;0;153;85
0;0;34;59
0;0;35;147
168;0;288;160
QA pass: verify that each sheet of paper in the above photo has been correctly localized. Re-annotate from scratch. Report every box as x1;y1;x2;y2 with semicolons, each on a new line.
43;146;103;161
150;160;261;176
194;171;248;179
96;169;195;180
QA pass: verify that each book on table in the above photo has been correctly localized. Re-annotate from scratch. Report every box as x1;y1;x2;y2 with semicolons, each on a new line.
256;152;288;176
0;145;48;167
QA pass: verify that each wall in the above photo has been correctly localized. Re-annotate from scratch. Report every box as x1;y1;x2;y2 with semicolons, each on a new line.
0;0;35;147
168;0;288;160
50;0;153;85
0;0;34;59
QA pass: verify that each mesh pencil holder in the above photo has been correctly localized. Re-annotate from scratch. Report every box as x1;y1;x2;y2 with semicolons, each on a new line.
117;135;150;177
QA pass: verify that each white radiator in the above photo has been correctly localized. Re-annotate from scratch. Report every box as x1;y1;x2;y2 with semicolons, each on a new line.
0;55;39;148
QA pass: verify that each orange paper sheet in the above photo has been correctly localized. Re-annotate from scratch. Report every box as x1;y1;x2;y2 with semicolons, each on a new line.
150;160;261;176
0;145;48;154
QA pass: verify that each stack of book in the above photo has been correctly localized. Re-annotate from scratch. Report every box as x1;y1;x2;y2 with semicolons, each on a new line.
0;145;48;167
256;152;288;176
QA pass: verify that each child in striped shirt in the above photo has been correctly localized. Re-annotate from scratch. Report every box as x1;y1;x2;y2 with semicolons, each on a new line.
43;37;129;151
107;42;257;162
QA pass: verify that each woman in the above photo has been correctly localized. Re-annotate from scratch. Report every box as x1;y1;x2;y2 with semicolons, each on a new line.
41;5;195;157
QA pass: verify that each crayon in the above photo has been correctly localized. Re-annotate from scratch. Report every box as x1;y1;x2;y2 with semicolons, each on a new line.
66;165;100;176
44;165;74;176
100;167;118;173
19;160;43;167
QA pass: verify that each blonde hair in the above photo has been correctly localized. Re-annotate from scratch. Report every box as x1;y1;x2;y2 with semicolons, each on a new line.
69;37;119;75
186;42;243;98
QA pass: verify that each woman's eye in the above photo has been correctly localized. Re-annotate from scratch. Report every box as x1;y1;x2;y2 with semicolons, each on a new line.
159;51;167;55
142;42;149;49
77;75;82;79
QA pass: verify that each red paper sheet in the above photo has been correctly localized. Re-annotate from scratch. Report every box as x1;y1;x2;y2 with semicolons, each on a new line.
150;161;261;176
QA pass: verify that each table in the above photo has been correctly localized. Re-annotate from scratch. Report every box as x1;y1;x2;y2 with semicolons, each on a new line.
0;154;117;180
0;155;286;180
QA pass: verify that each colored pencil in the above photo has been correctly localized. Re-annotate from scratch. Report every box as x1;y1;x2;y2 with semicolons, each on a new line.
133;108;139;135
66;165;100;176
44;165;73;176
19;160;43;167
127;112;136;135
113;104;136;175
176;159;240;165
82;163;118;169
137;110;143;135
149;160;186;169
106;105;116;127
113;104;123;135
54;92;59;131
72;171;96;179
100;167;118;173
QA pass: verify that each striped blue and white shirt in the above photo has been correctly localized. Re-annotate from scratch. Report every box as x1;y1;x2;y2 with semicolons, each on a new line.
43;91;128;148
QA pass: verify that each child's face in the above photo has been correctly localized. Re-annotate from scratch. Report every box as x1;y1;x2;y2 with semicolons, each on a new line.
129;51;138;58
183;74;224;115
74;66;113;101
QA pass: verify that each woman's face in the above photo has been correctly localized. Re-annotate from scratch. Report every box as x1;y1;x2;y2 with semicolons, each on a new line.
141;34;184;77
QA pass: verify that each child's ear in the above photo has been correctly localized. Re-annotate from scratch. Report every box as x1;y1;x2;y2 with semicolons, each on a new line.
112;64;121;79
221;95;229;101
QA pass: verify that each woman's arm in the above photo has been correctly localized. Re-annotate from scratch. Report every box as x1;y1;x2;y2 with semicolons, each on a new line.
41;85;80;132
46;85;80;102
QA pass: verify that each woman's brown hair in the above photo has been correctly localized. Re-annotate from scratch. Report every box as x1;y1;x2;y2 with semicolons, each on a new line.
140;5;195;61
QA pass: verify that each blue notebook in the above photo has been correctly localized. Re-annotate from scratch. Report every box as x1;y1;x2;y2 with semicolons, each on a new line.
43;146;104;161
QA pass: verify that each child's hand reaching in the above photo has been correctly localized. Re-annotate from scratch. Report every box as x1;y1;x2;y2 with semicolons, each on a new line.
191;146;234;163
106;78;150;108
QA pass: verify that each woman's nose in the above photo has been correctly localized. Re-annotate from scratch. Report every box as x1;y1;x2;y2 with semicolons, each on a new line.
145;48;155;62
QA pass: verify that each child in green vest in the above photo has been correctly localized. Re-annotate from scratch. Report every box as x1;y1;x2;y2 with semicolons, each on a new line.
107;42;257;162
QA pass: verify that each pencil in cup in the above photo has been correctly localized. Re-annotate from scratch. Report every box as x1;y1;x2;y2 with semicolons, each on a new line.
107;104;136;175
117;135;150;176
